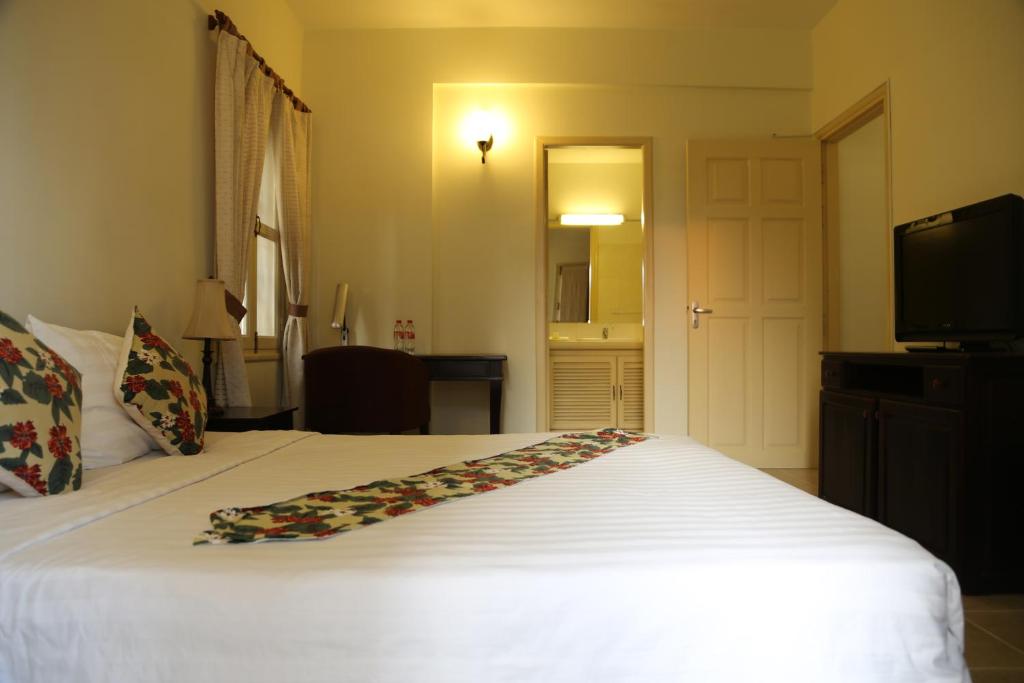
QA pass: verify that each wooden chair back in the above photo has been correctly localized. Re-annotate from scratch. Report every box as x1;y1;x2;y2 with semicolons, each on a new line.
304;346;430;434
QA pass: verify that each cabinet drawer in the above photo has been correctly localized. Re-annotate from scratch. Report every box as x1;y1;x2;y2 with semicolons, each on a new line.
923;366;964;406
821;360;843;388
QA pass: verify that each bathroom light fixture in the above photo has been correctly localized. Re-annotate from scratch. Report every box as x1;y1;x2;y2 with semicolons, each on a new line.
560;214;625;226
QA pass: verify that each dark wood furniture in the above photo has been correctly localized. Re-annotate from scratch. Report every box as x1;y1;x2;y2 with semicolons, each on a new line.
206;406;296;432
417;354;507;434
819;351;1024;594
304;346;430;434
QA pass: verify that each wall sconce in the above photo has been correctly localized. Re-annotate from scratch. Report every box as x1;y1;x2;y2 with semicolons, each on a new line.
477;135;494;164
464;109;502;164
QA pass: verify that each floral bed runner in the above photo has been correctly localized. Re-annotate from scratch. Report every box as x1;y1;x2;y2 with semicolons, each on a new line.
195;429;650;545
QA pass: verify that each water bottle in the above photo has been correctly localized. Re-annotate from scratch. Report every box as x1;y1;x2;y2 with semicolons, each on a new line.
393;320;404;351
404;320;416;355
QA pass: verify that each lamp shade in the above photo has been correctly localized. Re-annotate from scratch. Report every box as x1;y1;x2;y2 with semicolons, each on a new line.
182;279;237;341
331;283;349;329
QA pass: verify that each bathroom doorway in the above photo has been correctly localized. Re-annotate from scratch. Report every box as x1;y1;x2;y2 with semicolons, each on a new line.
534;138;654;431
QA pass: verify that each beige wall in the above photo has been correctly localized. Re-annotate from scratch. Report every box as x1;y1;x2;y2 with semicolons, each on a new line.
813;0;1024;225
0;0;301;402
432;83;809;434
836;115;889;351
304;28;812;434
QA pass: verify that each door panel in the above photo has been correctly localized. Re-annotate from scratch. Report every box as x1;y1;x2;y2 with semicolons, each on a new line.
618;355;644;430
687;139;822;467
549;353;616;430
708;218;750;302
707;317;748;446
819;391;876;516
763;318;802;447
878;399;963;564
762;219;803;303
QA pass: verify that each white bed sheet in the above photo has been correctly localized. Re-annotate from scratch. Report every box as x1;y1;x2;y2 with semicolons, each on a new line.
0;432;968;682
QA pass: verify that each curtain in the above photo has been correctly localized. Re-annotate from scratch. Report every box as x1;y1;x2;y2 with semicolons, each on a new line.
273;93;312;425
213;30;275;407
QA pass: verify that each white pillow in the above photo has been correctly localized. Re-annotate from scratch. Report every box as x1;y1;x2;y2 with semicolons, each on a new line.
26;315;158;468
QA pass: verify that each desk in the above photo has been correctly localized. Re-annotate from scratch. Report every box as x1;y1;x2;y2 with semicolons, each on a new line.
416;354;507;434
207;406;296;432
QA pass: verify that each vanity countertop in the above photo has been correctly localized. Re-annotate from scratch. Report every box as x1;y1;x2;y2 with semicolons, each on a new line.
548;339;642;350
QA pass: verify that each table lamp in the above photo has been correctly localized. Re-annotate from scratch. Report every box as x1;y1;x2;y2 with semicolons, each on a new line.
182;278;237;415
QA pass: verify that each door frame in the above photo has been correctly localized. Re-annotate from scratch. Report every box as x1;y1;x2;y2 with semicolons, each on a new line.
816;82;894;351
534;136;655;431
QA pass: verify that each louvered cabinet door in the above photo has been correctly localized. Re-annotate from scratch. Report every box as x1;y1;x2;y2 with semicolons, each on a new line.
549;352;616;430
617;352;644;430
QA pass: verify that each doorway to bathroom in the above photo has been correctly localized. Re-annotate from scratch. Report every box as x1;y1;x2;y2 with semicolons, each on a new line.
534;138;654;432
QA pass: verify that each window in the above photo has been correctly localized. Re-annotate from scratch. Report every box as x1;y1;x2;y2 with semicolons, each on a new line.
240;154;283;354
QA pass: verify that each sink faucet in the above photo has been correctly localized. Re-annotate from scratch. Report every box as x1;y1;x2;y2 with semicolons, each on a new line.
602;326;609;339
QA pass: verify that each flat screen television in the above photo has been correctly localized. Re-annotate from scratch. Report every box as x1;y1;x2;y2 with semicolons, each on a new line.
894;193;1024;345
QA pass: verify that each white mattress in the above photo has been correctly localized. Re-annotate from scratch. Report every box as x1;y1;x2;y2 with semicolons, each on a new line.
0;431;968;682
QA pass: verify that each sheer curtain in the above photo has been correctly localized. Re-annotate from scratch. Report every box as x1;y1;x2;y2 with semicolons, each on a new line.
273;93;312;425
213;30;274;407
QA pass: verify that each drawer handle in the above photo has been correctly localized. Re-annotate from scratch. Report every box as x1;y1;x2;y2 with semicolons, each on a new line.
930;378;947;391
824;370;837;378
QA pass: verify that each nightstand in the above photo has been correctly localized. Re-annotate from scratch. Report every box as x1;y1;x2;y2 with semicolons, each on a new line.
206;406;297;432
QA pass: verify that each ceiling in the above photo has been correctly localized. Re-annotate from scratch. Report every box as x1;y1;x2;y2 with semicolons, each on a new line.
287;0;839;31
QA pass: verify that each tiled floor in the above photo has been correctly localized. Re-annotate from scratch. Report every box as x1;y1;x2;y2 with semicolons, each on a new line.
761;468;1024;682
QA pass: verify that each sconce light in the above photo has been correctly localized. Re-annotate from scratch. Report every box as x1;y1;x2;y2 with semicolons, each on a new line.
477;135;494;164
560;214;625;226
464;109;502;165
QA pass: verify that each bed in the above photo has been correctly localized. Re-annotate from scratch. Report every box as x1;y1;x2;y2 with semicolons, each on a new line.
0;430;968;682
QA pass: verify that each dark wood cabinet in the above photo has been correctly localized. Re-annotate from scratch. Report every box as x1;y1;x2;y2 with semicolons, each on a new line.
819;392;876;517
877;399;963;563
819;352;1024;594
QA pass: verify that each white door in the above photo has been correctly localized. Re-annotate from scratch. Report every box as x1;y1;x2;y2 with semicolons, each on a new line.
686;139;822;468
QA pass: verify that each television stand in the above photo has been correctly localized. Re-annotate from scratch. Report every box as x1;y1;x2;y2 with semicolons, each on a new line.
819;351;1024;594
906;341;1008;353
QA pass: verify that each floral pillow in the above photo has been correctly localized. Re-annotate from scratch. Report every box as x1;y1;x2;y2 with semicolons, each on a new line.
0;310;83;496
114;309;206;456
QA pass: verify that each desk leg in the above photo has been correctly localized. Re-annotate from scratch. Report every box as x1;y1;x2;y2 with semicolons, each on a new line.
489;380;503;434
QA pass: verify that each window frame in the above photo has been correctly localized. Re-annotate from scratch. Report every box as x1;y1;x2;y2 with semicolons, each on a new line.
240;217;284;356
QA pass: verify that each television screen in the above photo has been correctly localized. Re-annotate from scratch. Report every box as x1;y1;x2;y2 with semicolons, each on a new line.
894;194;1024;342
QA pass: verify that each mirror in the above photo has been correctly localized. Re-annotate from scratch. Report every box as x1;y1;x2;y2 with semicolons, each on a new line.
547;147;644;325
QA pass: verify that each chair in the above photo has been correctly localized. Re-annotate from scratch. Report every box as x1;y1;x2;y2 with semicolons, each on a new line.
303;346;430;434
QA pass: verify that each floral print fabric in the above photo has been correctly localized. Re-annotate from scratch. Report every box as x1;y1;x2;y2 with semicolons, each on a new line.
195;429;650;545
115;309;206;456
0;311;83;496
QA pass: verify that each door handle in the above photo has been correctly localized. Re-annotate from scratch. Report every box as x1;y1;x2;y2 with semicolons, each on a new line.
690;301;714;329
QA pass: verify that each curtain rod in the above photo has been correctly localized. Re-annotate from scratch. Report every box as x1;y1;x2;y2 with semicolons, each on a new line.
207;10;311;114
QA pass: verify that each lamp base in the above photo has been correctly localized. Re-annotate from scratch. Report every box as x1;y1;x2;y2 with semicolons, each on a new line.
200;338;223;416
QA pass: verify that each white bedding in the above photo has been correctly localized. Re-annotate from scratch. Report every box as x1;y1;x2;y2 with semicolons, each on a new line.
0;431;968;682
